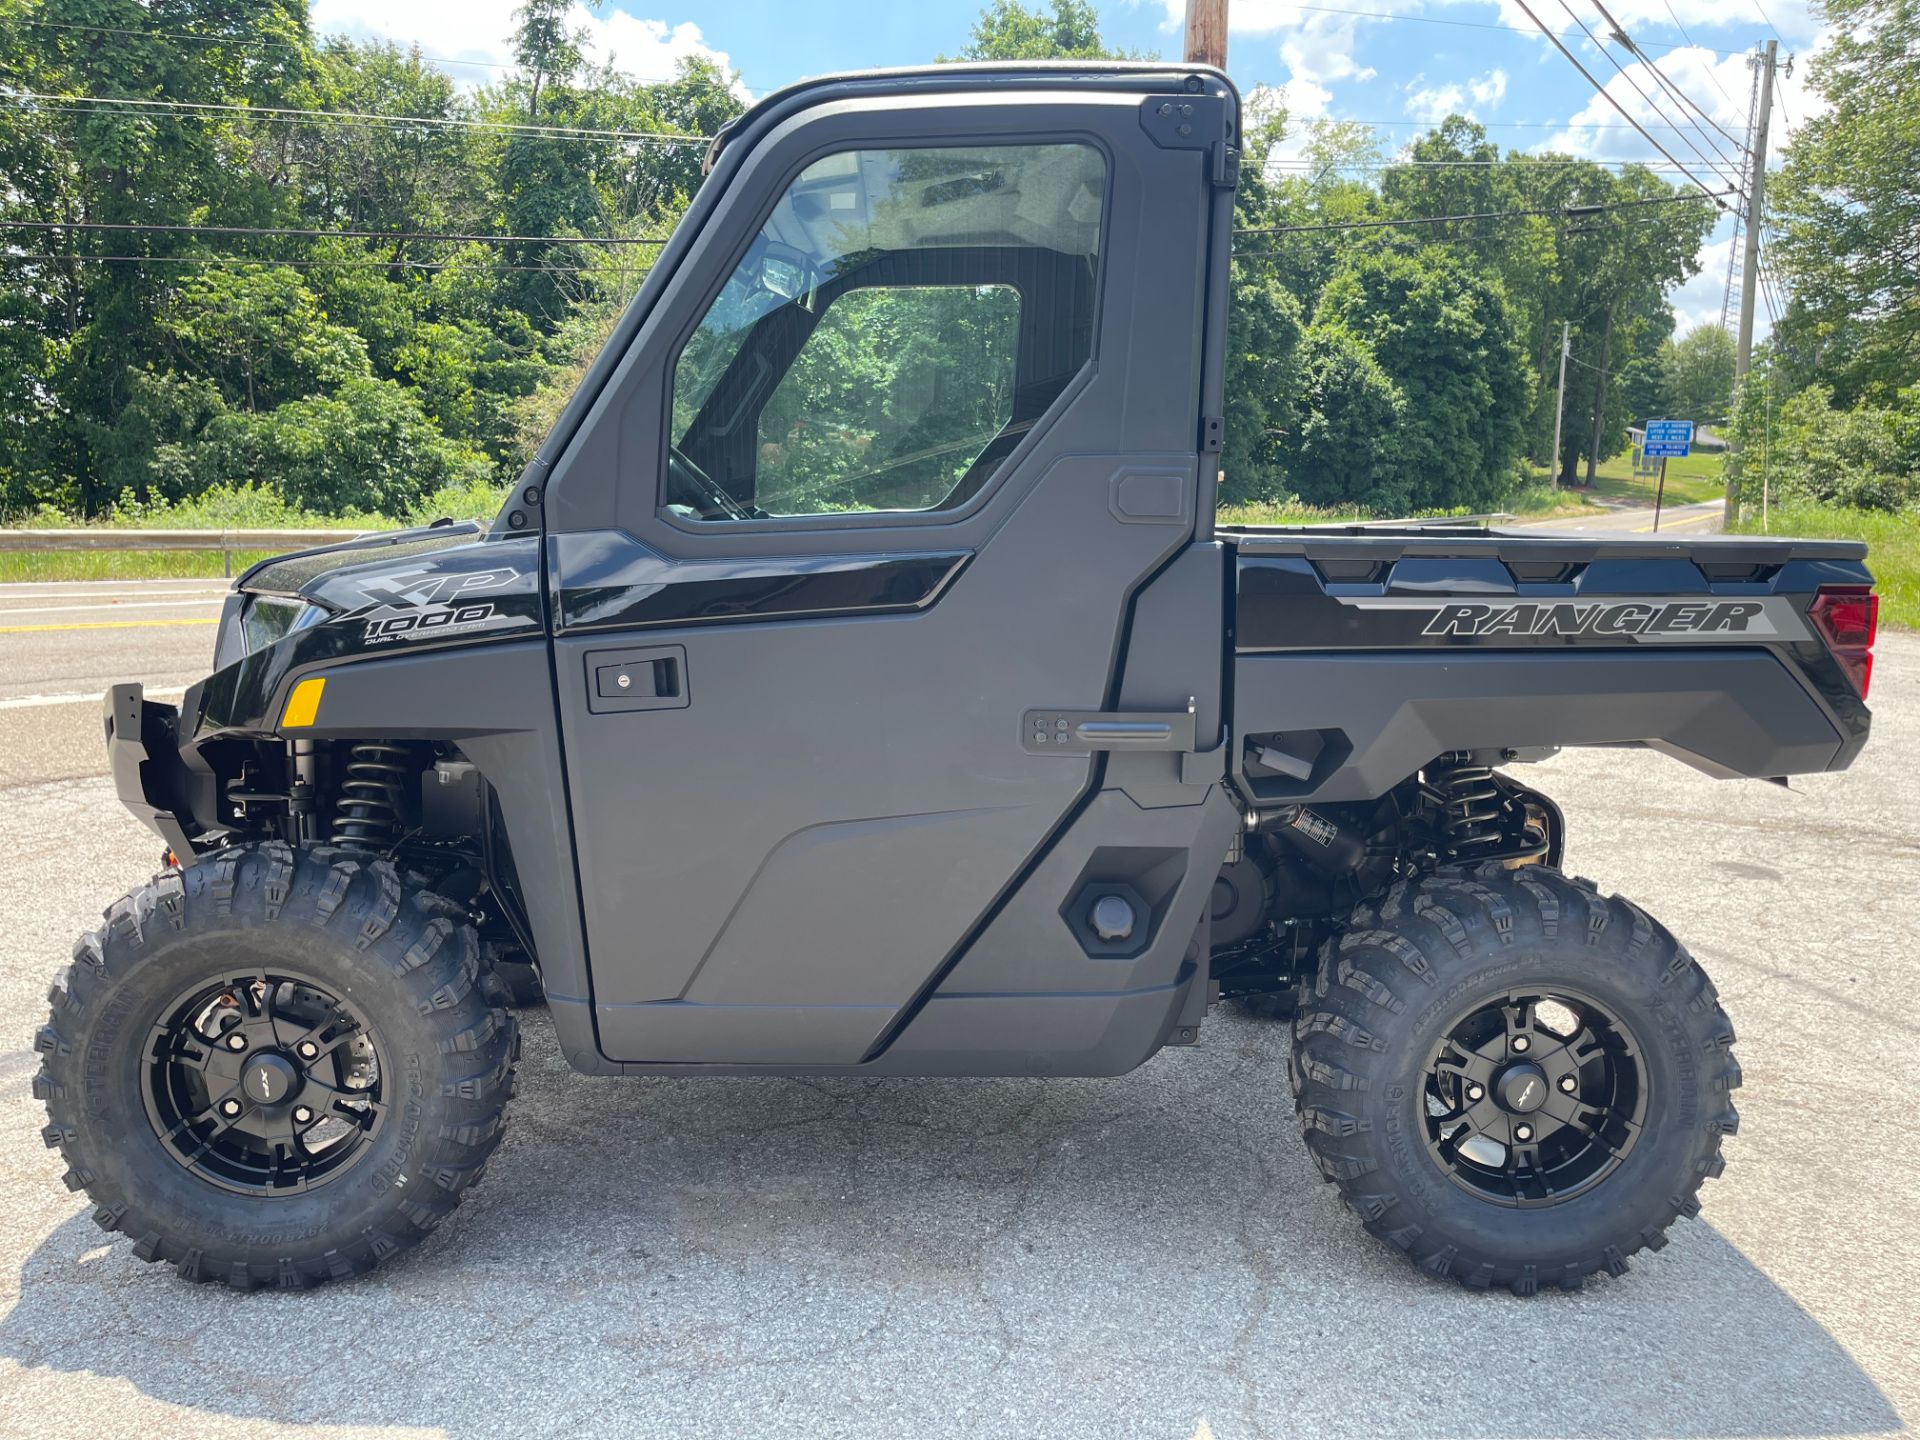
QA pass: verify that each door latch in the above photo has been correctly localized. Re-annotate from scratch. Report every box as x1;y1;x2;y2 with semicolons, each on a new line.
1022;698;1196;755
584;644;689;714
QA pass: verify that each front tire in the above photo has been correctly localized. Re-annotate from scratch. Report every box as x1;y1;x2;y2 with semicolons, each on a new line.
1292;865;1740;1294
35;843;518;1290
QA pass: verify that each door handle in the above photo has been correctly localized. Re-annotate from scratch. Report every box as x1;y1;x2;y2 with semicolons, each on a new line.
1022;699;1196;755
584;645;689;714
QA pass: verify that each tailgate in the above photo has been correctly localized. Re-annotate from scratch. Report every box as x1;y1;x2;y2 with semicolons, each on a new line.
1223;527;1875;803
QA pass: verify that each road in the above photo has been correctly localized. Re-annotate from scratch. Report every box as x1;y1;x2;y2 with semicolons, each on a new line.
1510;497;1725;535
1;569;1916;1440
0;579;227;786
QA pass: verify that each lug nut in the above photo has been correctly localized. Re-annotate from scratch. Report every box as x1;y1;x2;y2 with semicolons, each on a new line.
225;1033;247;1051
1512;1035;1530;1052
1515;1124;1534;1142
1466;1084;1485;1102
219;1099;242;1118
297;1041;319;1060
1559;1075;1578;1093
292;1106;313;1125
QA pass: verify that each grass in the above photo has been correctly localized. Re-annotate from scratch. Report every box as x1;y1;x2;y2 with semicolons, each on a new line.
1529;448;1726;507
0;549;301;583
1730;501;1920;631
0;480;508;583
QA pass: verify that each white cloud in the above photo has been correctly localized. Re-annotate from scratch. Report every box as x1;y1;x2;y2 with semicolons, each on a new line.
1470;69;1509;107
1404;66;1508;124
1160;0;1415;123
1540;44;1780;178
308;0;741;92
1477;0;1820;43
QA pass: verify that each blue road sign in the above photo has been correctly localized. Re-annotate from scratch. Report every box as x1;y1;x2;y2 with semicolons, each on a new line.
1643;419;1694;458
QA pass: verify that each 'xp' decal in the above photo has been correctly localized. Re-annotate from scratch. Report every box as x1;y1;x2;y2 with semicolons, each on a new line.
1333;594;1812;644
346;568;519;645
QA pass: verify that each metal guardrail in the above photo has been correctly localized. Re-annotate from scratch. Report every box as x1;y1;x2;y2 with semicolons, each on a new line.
0;528;367;576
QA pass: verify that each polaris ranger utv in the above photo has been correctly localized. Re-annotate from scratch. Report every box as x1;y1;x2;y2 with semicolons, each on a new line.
37;63;1878;1296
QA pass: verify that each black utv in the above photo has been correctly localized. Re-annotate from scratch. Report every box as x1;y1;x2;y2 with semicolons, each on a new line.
38;63;1879;1295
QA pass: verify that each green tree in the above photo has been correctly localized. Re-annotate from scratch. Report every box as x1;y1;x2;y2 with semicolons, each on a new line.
1316;246;1535;512
155;266;369;413
1659;324;1736;426
950;0;1128;60
1272;323;1408;511
1771;0;1920;405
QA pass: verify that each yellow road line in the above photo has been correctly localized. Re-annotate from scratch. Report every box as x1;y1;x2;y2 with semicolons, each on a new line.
0;617;219;635
1632;510;1720;533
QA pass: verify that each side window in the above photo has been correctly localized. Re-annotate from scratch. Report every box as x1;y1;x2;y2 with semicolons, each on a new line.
667;143;1106;523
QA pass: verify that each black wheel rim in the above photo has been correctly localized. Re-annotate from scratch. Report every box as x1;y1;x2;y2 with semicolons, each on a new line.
140;969;386;1196
1421;987;1646;1208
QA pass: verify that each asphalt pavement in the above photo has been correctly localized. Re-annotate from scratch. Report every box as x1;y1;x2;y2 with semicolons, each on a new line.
1509;497;1725;535
0;574;1914;1440
0;579;227;786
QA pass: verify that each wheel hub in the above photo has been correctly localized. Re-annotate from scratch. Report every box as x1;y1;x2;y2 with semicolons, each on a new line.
1420;987;1647;1208
242;1052;299;1107
1495;1062;1549;1113
140;969;386;1196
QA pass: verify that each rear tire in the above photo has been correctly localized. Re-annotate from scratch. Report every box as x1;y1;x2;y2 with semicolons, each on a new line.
35;843;518;1290
1291;864;1739;1294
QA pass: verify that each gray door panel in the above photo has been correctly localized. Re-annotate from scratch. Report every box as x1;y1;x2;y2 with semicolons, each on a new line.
542;84;1227;1068
555;453;1199;1063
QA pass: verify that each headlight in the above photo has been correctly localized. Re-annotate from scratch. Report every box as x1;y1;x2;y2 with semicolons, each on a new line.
214;594;325;668
239;595;320;651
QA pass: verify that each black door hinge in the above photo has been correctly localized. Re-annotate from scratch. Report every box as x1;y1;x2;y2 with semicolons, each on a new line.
1211;141;1241;189
1139;93;1240;191
1199;415;1224;453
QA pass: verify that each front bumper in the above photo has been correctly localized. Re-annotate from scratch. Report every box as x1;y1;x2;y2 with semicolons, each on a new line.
105;682;204;859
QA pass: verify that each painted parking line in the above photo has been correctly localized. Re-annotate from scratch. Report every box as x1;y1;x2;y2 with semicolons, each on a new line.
0;617;219;635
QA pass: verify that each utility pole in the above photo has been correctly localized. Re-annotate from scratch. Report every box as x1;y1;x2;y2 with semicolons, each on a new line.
1183;0;1227;67
1734;41;1776;386
1728;39;1778;523
1549;320;1570;488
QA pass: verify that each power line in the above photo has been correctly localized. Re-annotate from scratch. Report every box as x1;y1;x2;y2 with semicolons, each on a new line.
0;251;630;275
1261;1;1751;56
1749;1;1786;45
4;15;766;94
0;219;667;246
1556;0;1748;198
1264;157;1730;172
0;90;712;144
1589;0;1749;156
1505;0;1734;209
1659;0;1740;108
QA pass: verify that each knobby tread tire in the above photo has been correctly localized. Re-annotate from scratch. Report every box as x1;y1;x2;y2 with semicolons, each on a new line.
1290;863;1739;1296
36;843;518;1291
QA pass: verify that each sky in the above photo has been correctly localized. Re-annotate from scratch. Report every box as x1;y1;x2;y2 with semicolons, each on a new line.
307;0;1830;338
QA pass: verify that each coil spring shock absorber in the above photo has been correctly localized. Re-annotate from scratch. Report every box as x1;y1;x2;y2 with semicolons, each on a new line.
330;742;413;849
1428;752;1505;862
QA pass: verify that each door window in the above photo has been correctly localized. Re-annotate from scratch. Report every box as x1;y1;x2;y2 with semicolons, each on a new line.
667;143;1106;522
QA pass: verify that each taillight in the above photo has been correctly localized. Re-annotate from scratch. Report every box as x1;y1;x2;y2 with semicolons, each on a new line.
1810;586;1879;697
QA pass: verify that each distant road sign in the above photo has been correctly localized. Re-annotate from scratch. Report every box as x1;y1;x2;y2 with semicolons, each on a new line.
1643;419;1695;458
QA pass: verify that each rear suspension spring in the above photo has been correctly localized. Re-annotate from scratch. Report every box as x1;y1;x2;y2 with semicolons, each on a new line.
1429;753;1505;861
330;742;413;850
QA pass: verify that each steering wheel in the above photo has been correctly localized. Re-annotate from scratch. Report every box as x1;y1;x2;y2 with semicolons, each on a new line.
667;446;755;522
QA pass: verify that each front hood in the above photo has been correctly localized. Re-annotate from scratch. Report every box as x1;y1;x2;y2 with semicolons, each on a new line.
235;520;484;600
196;529;546;740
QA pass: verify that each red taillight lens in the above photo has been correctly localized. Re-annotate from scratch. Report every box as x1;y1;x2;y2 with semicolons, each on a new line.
1810;586;1879;697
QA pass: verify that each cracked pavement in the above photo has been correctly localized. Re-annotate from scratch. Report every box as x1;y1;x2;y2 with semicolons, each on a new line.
0;636;1913;1439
